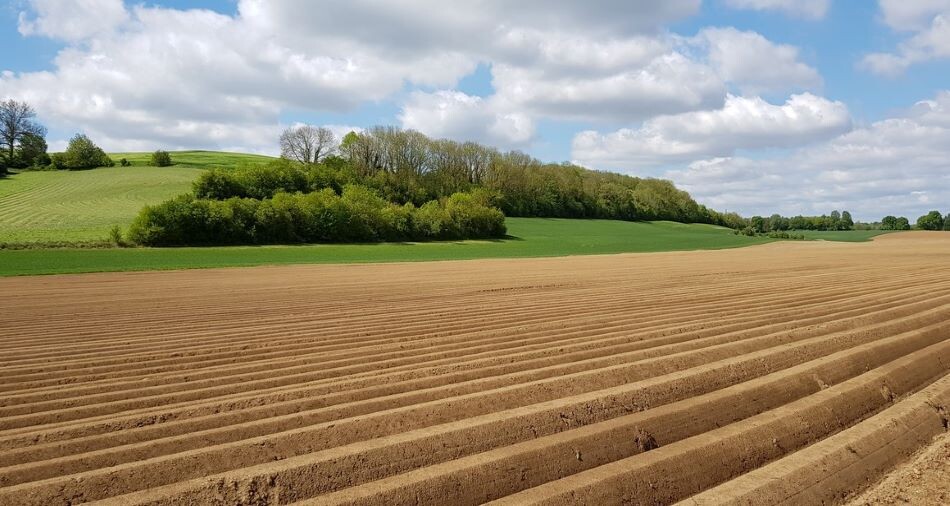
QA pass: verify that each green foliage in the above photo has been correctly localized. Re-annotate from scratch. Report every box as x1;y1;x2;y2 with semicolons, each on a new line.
337;128;732;226
119;158;131;167
944;213;950;231
108;225;125;247
16;132;50;168
766;231;806;240
58;134;114;170
150;150;173;167
127;185;506;246
916;210;944;230
881;215;912;230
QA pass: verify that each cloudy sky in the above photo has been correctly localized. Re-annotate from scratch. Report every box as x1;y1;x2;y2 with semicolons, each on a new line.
2;0;949;220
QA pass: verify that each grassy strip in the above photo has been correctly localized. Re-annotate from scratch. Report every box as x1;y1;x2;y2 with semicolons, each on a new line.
795;230;894;242
0;219;772;277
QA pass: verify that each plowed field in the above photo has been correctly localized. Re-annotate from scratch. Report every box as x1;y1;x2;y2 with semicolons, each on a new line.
1;232;948;505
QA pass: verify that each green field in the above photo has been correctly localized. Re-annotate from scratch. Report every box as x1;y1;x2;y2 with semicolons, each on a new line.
108;150;274;168
0;219;772;276
0;152;272;243
795;230;893;242
0;166;203;243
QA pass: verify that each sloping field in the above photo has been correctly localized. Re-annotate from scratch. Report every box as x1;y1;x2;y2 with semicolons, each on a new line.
0;232;948;505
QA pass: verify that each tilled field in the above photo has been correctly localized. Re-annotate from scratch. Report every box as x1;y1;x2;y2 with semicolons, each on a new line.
1;232;949;505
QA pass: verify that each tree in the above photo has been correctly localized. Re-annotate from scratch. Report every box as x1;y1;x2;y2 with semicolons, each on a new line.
17;131;50;167
895;217;911;230
57;133;113;170
944;213;950;231
279;125;336;164
150;150;173;167
916;210;944;230
839;210;854;230
0;99;47;174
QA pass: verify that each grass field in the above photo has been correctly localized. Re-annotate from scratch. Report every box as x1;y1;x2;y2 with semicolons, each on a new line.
0;218;772;276
796;230;893;241
2;233;948;504
0;166;203;243
0;152;273;244
107;150;274;168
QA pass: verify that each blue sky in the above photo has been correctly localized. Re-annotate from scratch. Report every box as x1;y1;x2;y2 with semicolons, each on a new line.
2;0;949;219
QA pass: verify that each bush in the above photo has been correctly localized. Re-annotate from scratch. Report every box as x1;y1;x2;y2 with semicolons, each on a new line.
58;134;113;170
766;231;805;240
109;225;126;246
916;210;944;231
119;158;131;167
150;150;173;167
128;186;506;246
193;160;311;200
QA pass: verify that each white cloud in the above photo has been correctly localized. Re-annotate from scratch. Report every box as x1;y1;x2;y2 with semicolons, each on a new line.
693;27;822;94
4;0;715;152
18;0;129;42
490;53;725;122
661;91;950;220
398;91;535;148
878;0;950;30
572;93;851;168
724;0;830;20
863;1;950;75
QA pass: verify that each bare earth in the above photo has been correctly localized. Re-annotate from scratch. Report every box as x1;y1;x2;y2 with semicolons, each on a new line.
0;232;948;505
845;431;950;505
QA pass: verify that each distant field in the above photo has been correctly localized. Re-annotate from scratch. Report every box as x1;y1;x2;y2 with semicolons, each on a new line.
0;219;772;276
0;152;273;243
0;166;203;243
797;230;893;242
108;150;274;168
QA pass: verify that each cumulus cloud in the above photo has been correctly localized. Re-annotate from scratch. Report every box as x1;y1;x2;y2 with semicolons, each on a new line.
399;91;535;148
3;0;820;153
724;0;830;20
693;27;822;94
4;0;715;152
662;91;950;219
18;0;129;41
572;93;851;168
862;1;950;75
878;0;950;30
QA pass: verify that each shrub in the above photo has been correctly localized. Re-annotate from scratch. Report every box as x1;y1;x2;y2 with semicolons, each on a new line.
59;134;113;170
109;225;125;246
916;210;944;231
192;160;310;200
128;186;506;246
150;150;173;167
119;158;131;167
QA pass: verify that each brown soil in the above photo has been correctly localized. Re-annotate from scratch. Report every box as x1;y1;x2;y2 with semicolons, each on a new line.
844;431;950;506
0;231;948;505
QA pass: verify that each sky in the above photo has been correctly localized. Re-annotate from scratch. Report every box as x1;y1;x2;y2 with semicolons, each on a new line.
2;0;950;221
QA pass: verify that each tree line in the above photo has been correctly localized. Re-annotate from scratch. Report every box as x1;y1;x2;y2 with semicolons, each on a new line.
281;125;744;227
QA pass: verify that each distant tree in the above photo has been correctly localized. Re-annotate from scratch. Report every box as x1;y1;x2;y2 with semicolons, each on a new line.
895;217;911;230
916;210;944;230
881;216;898;230
750;216;766;234
279;125;336;164
944;213;950;231
58;134;113;170
0;99;47;174
150;150;173;167
840;211;854;230
17;131;50;167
